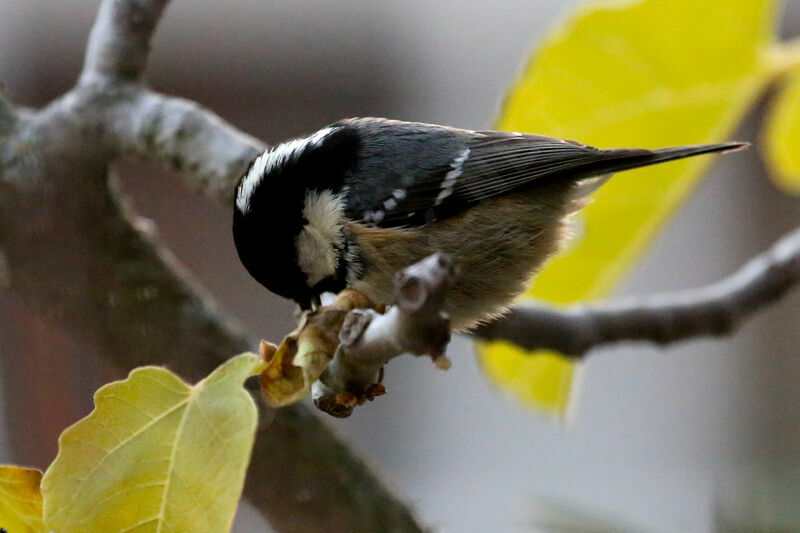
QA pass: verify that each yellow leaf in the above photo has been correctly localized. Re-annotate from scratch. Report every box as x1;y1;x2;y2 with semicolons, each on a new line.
260;288;374;406
41;353;265;533
764;68;800;193
479;0;777;415
0;465;45;533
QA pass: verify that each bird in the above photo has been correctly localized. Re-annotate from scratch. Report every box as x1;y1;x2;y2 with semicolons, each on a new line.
232;117;746;331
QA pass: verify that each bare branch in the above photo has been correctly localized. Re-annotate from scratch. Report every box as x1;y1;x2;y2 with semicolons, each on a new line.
0;149;247;380
313;254;454;418
30;84;262;200
116;90;264;200
81;0;170;84
473;225;800;357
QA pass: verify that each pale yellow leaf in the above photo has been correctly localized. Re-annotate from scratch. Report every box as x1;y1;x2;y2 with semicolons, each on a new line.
41;352;265;533
0;465;45;533
479;0;777;415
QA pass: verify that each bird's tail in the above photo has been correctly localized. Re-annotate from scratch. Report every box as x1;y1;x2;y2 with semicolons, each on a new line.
563;141;748;203
588;141;748;176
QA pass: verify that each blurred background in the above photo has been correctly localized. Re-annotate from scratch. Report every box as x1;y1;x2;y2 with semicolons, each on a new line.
1;1;800;531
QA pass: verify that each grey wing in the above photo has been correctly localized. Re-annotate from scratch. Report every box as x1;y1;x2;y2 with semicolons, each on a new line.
350;129;647;228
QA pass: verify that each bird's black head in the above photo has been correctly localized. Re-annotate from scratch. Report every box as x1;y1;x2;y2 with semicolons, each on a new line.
232;125;360;309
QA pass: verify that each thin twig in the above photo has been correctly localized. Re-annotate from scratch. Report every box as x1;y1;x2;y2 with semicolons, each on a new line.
473;225;800;357
312;254;454;417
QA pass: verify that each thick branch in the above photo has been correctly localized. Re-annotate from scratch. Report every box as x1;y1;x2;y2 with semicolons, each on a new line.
473;225;800;357
0;123;247;377
246;404;427;533
81;0;169;83
34;82;263;200
116;90;264;200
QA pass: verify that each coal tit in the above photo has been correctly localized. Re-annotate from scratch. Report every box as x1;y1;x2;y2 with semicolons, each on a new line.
233;117;745;331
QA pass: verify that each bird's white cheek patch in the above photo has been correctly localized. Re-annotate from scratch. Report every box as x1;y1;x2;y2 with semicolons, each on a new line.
296;226;337;286
296;189;346;287
303;189;345;245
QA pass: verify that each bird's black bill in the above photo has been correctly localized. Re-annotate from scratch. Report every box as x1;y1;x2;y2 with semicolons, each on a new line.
300;294;322;312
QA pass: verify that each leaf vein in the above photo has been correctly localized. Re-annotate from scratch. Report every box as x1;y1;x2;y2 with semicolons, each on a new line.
55;397;189;529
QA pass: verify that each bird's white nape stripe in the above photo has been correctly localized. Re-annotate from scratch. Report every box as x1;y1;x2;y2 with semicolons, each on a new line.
235;126;339;213
236;152;270;213
296;189;346;287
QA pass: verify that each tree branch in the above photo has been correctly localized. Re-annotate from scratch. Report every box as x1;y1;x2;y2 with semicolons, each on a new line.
115;90;264;200
80;0;264;199
246;404;427;533
473;225;800;357
81;0;169;84
312;254;454;418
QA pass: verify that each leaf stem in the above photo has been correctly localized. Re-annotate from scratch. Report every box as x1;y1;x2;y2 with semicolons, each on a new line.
766;37;800;80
